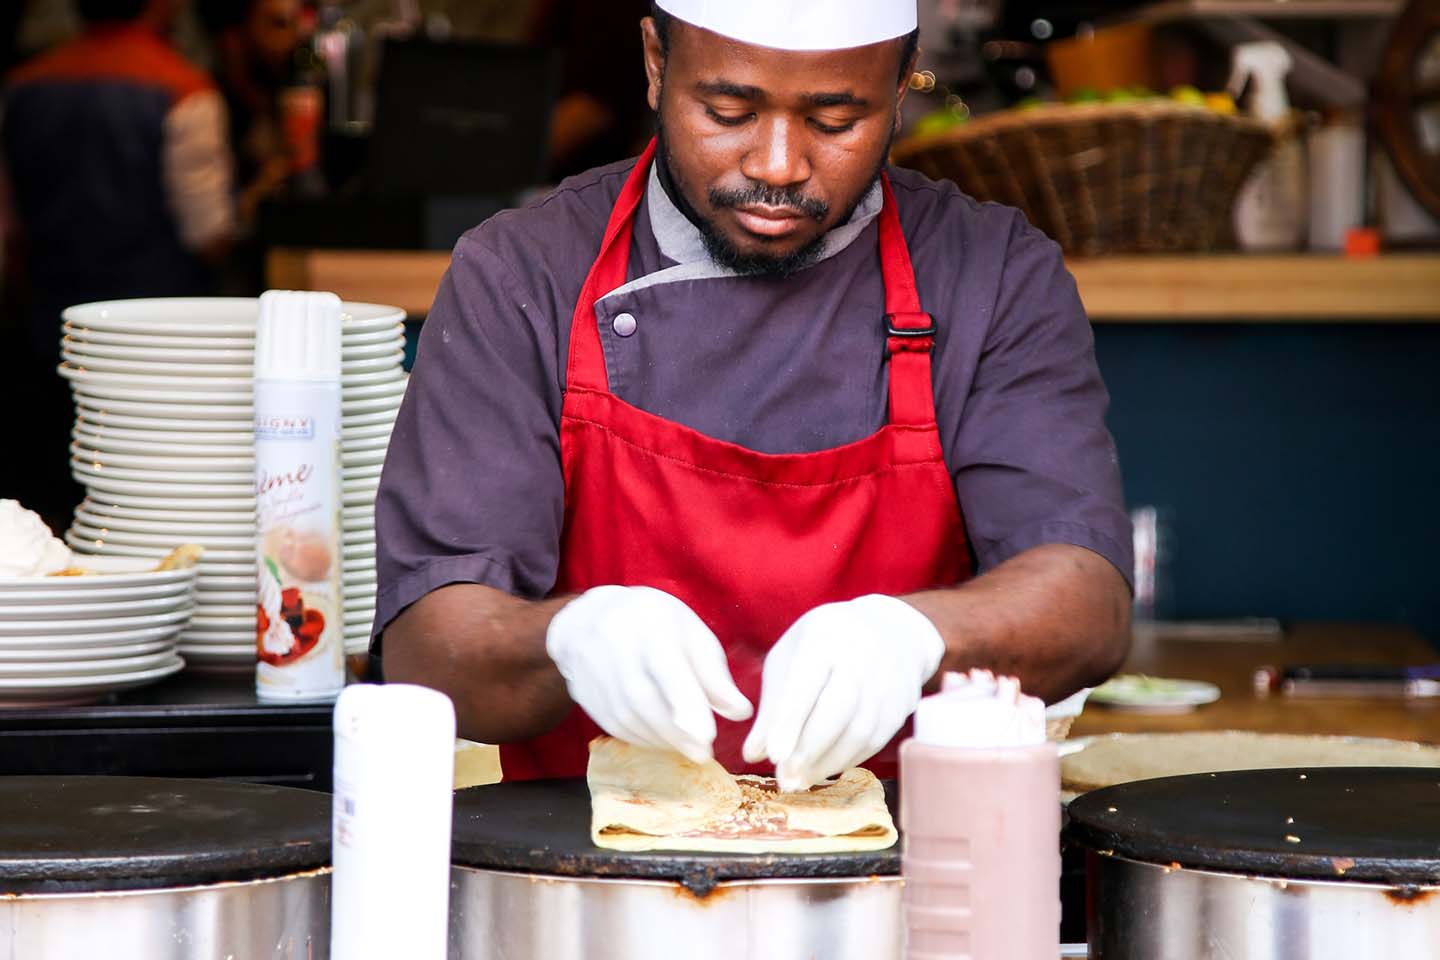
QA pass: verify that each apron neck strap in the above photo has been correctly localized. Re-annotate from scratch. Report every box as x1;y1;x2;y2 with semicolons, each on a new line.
565;139;657;392
877;174;938;429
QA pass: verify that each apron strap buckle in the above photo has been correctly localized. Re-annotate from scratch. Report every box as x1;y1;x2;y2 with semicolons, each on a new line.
885;312;936;354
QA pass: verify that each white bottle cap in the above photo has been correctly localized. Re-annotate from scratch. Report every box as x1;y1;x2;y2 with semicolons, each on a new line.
913;669;1047;749
256;290;342;381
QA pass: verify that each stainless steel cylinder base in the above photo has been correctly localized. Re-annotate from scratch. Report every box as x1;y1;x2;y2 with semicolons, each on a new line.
1087;852;1440;959
0;869;331;960
448;865;902;960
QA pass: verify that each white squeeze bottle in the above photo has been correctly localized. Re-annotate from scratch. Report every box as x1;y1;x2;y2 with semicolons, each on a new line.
900;670;1060;960
1230;42;1306;251
253;290;346;702
331;684;456;960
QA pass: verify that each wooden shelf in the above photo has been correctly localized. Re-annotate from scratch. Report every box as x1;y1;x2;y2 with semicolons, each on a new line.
1068;254;1440;321
267;249;1440;323
1127;0;1400;23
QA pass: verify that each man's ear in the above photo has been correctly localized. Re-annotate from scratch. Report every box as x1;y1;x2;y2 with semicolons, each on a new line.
641;18;665;112
895;44;920;117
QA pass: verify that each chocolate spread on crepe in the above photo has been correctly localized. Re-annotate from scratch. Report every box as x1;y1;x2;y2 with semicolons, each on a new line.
587;737;897;854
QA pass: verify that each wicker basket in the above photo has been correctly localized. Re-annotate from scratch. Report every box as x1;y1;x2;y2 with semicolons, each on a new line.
891;102;1275;255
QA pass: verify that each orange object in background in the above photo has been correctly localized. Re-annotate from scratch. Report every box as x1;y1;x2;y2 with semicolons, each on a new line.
1345;227;1381;258
1045;22;1157;99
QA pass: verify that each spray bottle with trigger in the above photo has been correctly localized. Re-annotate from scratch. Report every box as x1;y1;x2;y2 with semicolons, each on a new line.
1229;42;1306;251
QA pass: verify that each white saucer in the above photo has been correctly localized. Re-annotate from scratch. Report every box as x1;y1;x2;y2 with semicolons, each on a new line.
0;638;176;661
63;324;255;349
79;498;254;521
342;377;407;400
0;556;196;590
0;648;181;679
69;522;252;552
63;298;259;336
0;594;195;621
343;409;401;429
0;656;185;705
62;351;253;377
0;606;194;637
61;364;254;392
74;395;253;419
70;466;254;500
75;510;254;540
75;408;253;433
75;425;254;450
71;444;254;473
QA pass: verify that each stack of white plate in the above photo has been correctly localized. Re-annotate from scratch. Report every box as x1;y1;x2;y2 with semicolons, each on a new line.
60;298;405;671
0;557;193;706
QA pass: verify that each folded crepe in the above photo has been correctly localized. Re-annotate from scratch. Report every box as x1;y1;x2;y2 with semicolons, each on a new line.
587;736;897;854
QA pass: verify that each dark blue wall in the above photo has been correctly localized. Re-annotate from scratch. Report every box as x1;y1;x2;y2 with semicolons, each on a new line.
1094;323;1440;647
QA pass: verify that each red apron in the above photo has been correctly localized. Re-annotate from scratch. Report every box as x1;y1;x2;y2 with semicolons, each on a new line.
500;141;972;780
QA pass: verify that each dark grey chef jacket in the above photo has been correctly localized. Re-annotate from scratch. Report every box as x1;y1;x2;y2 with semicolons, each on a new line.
373;157;1132;648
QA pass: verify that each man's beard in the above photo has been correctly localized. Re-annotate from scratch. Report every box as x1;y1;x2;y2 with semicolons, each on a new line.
654;117;894;280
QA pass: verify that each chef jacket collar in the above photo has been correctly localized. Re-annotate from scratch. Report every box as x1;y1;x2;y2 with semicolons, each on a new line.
595;164;883;308
645;164;882;271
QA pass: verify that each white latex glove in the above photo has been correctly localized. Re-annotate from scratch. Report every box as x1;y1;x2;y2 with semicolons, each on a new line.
546;585;753;764
742;594;944;792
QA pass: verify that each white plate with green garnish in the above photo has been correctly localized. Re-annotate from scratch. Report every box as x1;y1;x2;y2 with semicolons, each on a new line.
1089;674;1220;713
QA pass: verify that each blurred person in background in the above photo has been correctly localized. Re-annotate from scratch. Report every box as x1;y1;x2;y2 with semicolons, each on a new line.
210;0;301;227
0;0;235;529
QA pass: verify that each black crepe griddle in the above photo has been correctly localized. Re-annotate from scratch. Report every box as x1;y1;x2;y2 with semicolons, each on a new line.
0;776;332;894
1067;767;1440;886
451;778;901;896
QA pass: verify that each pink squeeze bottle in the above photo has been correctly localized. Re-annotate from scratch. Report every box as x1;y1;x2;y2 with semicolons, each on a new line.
900;670;1060;960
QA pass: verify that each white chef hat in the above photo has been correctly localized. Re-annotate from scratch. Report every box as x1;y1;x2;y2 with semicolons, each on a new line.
655;0;916;52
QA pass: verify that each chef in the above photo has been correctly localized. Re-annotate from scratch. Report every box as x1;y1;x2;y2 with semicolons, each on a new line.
375;0;1133;791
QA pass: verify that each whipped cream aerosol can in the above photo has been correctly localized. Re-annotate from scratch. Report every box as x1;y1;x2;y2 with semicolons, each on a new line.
900;670;1060;960
253;290;345;701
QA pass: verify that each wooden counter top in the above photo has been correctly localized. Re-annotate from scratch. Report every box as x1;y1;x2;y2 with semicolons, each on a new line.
1072;622;1439;743
268;248;1440;322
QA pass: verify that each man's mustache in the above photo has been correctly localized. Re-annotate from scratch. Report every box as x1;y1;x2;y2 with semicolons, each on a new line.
707;184;829;222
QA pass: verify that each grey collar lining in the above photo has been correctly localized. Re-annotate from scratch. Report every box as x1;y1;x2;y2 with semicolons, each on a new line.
596;165;883;307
